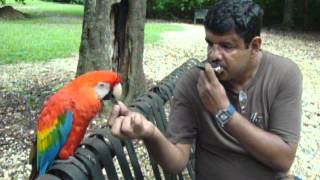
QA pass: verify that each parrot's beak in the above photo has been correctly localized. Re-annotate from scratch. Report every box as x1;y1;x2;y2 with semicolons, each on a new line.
102;83;122;104
112;83;122;100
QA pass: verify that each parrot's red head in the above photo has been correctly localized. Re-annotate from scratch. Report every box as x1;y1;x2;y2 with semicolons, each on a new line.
70;71;122;102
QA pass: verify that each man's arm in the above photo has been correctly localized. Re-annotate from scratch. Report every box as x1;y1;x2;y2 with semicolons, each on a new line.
108;101;192;173
144;128;192;173
224;113;297;172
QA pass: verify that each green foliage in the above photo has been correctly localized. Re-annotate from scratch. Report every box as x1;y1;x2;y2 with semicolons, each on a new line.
292;0;320;29
0;0;25;5
147;0;216;20
70;0;84;4
254;0;283;25
147;0;320;30
254;0;320;29
41;0;84;4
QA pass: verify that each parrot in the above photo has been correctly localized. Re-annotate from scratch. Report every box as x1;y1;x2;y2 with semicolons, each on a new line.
29;70;122;179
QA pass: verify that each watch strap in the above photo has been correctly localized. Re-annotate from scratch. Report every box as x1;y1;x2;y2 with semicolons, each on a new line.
215;104;236;127
226;104;236;114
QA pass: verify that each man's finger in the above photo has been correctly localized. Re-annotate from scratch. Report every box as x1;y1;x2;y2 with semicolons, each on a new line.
204;63;219;83
197;71;207;97
198;71;207;88
198;70;212;93
121;115;134;138
117;101;130;116
131;113;143;134
108;105;120;126
111;116;126;140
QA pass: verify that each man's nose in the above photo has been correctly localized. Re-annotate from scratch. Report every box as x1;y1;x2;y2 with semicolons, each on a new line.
208;44;222;61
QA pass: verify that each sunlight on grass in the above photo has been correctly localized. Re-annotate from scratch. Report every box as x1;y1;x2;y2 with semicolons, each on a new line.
0;23;82;64
145;23;184;44
5;0;84;17
0;0;184;64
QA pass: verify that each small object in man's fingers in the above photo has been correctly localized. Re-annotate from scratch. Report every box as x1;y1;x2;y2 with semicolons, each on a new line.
211;63;223;74
196;63;223;74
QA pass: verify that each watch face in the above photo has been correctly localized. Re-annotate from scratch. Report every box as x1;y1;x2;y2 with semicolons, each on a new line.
215;104;236;127
217;112;228;121
216;110;232;127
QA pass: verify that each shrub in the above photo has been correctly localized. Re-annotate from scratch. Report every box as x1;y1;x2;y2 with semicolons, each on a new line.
41;0;84;4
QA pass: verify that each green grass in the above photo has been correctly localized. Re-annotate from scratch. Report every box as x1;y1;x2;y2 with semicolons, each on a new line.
0;0;83;64
0;0;184;65
144;23;184;44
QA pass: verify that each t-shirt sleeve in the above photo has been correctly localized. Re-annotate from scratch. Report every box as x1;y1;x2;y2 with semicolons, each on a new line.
269;62;302;144
166;70;198;145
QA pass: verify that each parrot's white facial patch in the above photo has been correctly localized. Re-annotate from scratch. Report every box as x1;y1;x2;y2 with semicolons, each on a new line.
95;82;110;100
112;83;122;100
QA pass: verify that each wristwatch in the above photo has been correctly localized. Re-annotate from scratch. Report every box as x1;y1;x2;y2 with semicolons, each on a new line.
215;104;236;127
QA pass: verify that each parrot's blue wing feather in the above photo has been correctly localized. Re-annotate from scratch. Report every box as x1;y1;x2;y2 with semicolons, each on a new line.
37;111;73;176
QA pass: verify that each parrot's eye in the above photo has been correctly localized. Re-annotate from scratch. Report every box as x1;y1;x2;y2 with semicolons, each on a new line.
98;82;106;88
96;82;110;89
95;82;111;100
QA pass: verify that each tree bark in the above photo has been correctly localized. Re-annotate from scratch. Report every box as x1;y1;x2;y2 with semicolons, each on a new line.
77;0;147;103
282;0;294;28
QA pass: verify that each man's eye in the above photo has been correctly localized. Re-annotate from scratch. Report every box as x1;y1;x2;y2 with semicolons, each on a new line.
222;44;234;49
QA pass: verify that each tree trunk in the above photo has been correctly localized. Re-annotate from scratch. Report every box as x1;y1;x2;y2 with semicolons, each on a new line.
282;0;294;28
76;0;147;103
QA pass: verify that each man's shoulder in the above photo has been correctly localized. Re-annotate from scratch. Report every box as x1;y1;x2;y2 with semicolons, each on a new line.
261;51;302;89
176;66;199;87
173;66;201;103
262;51;301;76
263;51;299;69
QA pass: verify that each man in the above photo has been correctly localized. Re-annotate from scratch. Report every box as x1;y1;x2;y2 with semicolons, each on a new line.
108;0;302;179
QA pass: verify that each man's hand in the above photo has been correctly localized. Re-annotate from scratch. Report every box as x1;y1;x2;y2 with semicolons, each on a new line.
197;63;229;114
107;101;155;140
107;101;192;173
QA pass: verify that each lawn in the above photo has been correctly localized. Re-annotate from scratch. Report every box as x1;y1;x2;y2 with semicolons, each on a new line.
0;0;184;64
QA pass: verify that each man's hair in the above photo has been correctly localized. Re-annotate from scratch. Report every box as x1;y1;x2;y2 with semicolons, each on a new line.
204;0;263;47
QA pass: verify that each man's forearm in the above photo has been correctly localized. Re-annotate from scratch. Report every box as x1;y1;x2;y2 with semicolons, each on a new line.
143;128;191;174
224;112;297;172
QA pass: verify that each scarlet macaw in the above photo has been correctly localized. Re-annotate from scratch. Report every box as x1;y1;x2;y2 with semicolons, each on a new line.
29;71;122;178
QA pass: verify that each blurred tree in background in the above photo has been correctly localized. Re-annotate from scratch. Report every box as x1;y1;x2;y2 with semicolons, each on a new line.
37;0;84;3
0;0;25;5
283;0;294;28
145;0;320;30
21;0;319;30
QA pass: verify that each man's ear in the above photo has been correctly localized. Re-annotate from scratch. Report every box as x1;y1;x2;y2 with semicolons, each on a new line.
249;36;262;53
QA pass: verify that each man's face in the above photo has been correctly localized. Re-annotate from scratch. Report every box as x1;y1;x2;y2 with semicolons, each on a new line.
205;29;253;82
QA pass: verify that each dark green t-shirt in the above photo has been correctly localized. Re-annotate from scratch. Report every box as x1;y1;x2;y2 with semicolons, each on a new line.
166;51;302;180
